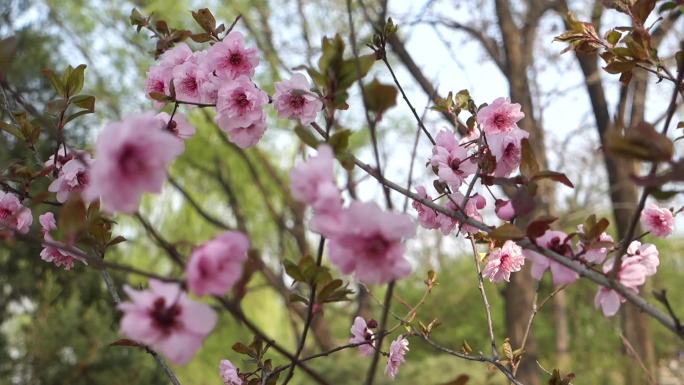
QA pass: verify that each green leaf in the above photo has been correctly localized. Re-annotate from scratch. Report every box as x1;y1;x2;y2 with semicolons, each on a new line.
519;138;539;178
318;34;345;75
336;151;355;170
0;121;23;140
294;125;321;148
42;68;65;96
363;79;397;116
71;94;95;112
190;33;213;43
605;122;673;162
489;223;526;242
283;259;305;282
338;54;375;89
532;170;574;188
66;64;87;96
316;279;343;302
58;197;87;237
327;129;352;154
232;342;255;357
191;8;216;33
65;110;94;124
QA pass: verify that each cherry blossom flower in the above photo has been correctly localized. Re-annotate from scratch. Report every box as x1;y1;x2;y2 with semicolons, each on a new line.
385;336;409;379
38;212;86;270
576;224;614;264
477;97;525;134
430;130;477;188
640;203;674;237
83;112;184;213
349;316;375;356
482;240;525;283
186;231;250;296
159;43;193;69
216;76;268;132
155;112;196;140
442;192;486;235
594;256;648;317
412;186;440;230
173;61;203;104
289;145;344;235
224;113;267;149
118;280;217;365
205;31;259;80
48;155;92;203
219;359;243;385
0;191;32;234
486;128;529;177
626;241;659;276
495;199;516;221
328;201;415;284
524;230;579;285
273;73;322;124
145;65;171;102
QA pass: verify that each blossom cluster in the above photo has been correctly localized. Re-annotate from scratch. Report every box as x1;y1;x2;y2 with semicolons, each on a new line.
290;144;416;285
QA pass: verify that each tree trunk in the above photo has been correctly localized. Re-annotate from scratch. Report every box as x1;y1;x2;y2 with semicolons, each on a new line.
553;291;571;370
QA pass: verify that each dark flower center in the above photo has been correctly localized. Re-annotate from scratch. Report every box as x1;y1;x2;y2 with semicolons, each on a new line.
118;145;145;175
548;236;572;256
75;171;89;187
0;208;11;219
493;113;507;128
289;93;306;110
167;120;179;136
503;142;518;158
181;75;198;93
229;52;242;66
149;297;182;333
362;234;391;256
235;93;250;108
448;157;464;174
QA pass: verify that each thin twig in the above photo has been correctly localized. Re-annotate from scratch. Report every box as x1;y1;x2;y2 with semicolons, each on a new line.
469;238;498;358
281;236;326;385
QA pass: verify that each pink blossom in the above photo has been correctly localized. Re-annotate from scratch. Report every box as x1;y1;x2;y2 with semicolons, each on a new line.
577;224;614;264
412;186;440;230
486;128;529;177
273;73;322;124
328;201;415;284
44;151;75;171
219;359;243;385
477;97;525;134
224;113;267;149
38;212;86;270
430;130;477;188
216;76;268;132
482;240;525;282
443;192;486;234
524;230;579;285
118;280;217;365
349;316;375;356
186;231;250;296
84;112;184;213
159;43;193;69
0;191;32;234
495;199;516;221
173;61;203;104
595;256;648;316
205;32;259;80
626;241;659;276
155;112;196;140
145;65;171;102
384;336;409;379
289;145;344;236
640;203;674;237
48;155;91;203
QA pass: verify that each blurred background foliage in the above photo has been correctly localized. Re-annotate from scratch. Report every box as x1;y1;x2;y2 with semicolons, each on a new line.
1;0;683;384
